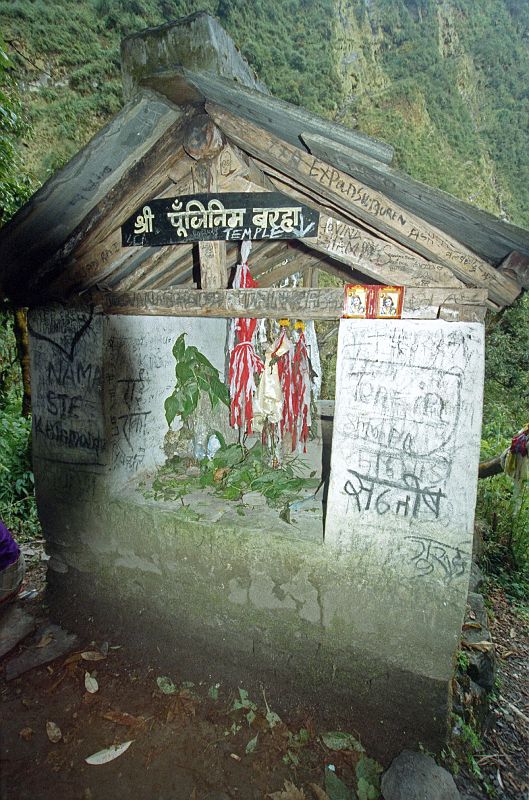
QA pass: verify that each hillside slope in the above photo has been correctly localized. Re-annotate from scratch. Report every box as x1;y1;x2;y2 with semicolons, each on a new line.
1;0;529;228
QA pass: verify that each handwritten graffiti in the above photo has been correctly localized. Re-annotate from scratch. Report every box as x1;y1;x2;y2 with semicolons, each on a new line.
405;536;469;583
343;470;445;519
34;416;103;457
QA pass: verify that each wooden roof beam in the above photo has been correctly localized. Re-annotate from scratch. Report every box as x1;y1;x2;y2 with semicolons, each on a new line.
206;103;520;307
88;286;487;322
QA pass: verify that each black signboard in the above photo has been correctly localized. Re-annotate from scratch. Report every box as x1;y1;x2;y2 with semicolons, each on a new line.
121;192;319;247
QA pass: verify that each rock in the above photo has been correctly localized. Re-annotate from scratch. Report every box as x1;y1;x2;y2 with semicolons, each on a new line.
381;750;461;800
463;593;495;691
468;562;484;593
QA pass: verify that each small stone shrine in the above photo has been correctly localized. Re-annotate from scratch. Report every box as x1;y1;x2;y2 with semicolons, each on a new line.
1;12;529;760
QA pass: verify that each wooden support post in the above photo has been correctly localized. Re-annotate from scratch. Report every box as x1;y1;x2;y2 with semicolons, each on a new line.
191;156;228;289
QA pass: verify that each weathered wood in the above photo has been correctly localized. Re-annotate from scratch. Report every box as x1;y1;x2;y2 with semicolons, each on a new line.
183;112;224;160
90;286;487;321
301;132;529;267
258;256;312;287
438;304;487;323
27;112;194;303
0;94;184;304
497;250;529;290
479;455;504;479
207;103;520;307
143;67;394;164
192;159;227;288
214;162;467;293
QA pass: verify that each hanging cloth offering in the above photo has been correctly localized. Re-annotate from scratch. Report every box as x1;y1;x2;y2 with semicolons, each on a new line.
291;321;312;452
228;241;264;435
273;320;294;443
504;424;529;489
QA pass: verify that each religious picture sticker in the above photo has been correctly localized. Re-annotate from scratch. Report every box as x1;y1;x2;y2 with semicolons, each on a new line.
343;285;368;318
343;284;404;319
376;286;404;319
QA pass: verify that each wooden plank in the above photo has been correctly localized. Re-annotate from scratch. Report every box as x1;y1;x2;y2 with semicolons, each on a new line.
497;250;529;290
192;159;227;289
258;256;312;288
301;132;529;266
207;103;520;307
214;163;467;293
144;67;395;164
90;286;487;321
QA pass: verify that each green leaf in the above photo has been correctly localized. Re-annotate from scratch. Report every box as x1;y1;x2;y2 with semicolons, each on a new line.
164;393;180;426
246;709;256;725
175;361;195;382
208;684;219;701
325;766;356;800
321;731;365;752
156;676;177;695
266;708;282;729
355;755;382;799
172;334;186;362
245;734;258;754
357;778;379;800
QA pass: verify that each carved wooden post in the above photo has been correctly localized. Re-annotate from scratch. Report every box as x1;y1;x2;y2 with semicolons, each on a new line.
185;114;227;290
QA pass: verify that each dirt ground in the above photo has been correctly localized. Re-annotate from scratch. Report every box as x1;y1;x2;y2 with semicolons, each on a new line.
1;542;527;800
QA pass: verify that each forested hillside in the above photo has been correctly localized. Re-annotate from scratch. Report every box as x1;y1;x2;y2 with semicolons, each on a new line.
1;0;529;227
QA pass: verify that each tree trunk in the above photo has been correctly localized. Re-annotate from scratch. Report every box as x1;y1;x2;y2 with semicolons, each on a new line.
13;308;31;418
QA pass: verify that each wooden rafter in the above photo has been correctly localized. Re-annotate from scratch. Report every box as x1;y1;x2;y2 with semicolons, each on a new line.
206;103;520;307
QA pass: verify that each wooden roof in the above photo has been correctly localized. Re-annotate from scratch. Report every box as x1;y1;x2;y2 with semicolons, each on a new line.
0;13;528;312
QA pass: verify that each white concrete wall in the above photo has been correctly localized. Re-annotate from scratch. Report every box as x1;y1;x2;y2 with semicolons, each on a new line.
103;315;228;486
326;319;484;584
29;308;228;494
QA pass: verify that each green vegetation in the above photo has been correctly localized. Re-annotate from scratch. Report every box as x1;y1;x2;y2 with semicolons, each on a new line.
477;294;529;597
0;313;39;539
147;440;319;514
165;332;229;426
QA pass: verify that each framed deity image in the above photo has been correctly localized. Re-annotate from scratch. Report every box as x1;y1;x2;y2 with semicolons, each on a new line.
343;285;368;318
376;286;404;319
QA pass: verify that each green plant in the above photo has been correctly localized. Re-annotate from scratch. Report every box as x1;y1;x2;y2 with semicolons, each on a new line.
456;651;470;672
164;333;229;427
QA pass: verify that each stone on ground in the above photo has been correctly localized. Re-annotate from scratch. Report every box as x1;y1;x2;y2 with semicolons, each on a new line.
381;750;461;800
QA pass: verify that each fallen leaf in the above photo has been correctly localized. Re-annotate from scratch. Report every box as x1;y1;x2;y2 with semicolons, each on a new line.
63;653;83;666
101;710;145;728
156;675;177;695
81;651;106;662
230;753;241;762
321;731;365;752
245;734;258;754
36;634;53;649
84;672;99;694
268;781;307;799
501;650;516;658
46;721;62;743
462;641;494;652
309;785;330;800
19;727;33;740
85;740;133;765
462;622;482;630
213;467;230;483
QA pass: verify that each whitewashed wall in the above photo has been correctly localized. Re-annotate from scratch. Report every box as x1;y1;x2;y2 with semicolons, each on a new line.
326;320;484;576
29;308;228;494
